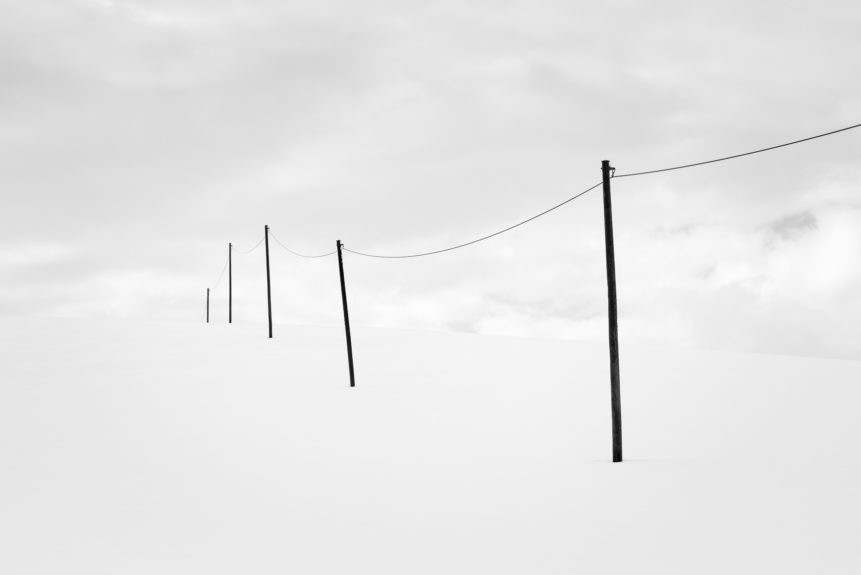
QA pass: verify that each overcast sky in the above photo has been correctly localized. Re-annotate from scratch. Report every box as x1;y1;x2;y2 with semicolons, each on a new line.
1;0;860;359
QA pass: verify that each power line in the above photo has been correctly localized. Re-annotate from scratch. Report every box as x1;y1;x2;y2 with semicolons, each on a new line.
233;236;264;255
268;229;336;258
344;181;602;259
207;121;861;266
210;255;229;290
614;121;861;178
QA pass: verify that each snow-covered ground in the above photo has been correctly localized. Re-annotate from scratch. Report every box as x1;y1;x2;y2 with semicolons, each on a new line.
2;316;860;574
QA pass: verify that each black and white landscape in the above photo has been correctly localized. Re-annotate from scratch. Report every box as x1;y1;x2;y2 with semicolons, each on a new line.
1;1;860;573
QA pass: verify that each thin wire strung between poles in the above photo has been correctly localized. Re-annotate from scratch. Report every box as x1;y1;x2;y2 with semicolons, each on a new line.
344;181;603;259
268;229;336;258
614;121;861;178
210;255;229;290
232;236;264;255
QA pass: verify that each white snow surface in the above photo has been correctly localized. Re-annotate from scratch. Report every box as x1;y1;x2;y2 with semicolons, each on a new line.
2;316;860;574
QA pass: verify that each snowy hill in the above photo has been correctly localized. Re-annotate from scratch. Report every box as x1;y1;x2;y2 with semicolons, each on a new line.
2;317;860;574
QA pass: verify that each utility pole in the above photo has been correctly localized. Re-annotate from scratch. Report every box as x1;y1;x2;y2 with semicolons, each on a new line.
336;240;355;387
206;288;210;324
228;242;232;324
265;225;273;338
601;160;623;462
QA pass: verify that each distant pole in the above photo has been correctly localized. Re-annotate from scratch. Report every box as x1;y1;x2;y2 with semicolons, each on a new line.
206;288;210;323
601;160;623;462
265;225;273;338
228;242;232;324
336;240;355;387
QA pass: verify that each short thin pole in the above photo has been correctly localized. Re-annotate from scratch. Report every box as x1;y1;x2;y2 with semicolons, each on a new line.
265;225;273;338
336;240;355;387
228;242;232;324
601;160;623;462
206;288;210;323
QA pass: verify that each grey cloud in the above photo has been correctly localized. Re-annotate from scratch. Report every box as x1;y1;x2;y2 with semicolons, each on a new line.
767;211;818;242
2;0;860;360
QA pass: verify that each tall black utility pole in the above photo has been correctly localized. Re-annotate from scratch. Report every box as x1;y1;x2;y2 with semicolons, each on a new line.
228;242;232;324
206;288;210;324
265;225;273;339
336;240;355;387
601;160;623;462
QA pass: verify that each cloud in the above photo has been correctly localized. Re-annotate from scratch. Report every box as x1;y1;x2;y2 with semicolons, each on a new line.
1;0;860;359
767;211;817;242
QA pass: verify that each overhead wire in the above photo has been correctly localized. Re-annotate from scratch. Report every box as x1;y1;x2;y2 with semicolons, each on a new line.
210;255;229;290
205;121;860;273
613;121;861;178
232;236;264;255
344;181;603;259
268;229;336;258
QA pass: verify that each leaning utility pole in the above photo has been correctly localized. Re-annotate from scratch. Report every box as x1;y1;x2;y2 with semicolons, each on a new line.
264;225;272;339
336;240;355;387
228;242;232;324
601;160;623;463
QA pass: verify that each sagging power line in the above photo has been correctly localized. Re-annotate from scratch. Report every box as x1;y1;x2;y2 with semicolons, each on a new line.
232;236;264;255
207;121;861;267
210;255;229;290
348;121;861;256
344;181;603;259
269;229;337;258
